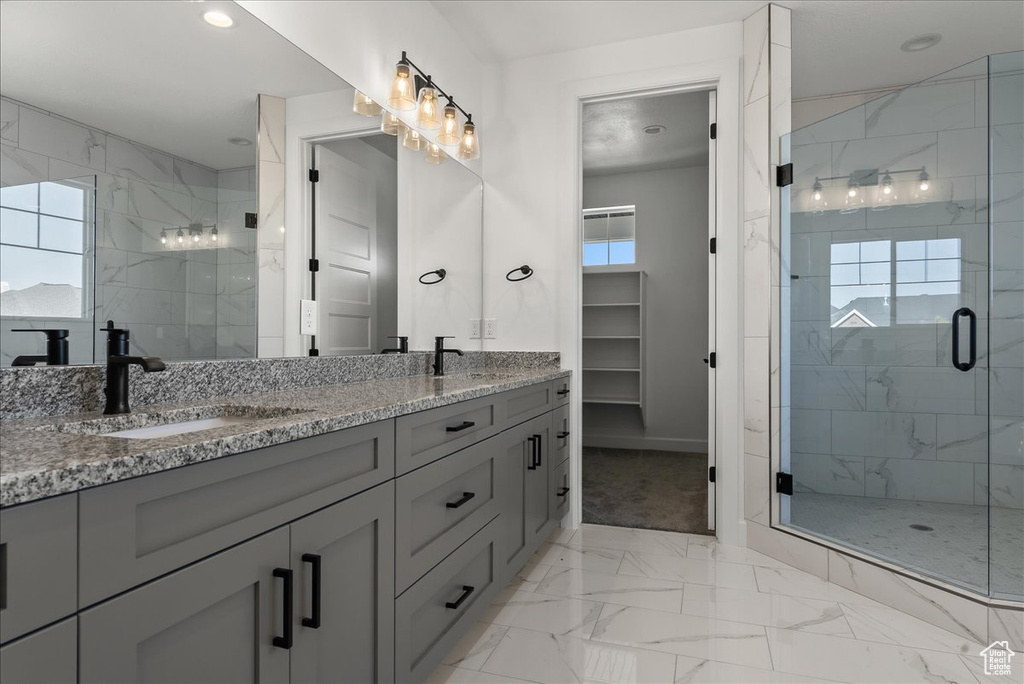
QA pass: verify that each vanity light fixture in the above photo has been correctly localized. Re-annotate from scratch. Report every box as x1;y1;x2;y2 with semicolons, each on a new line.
160;229;168;246
810;167;931;212
176;228;185;245
417;84;442;130
403;127;427;151
437;102;461;146
381;112;403;136
425;142;448;165
353;90;382;117
458;120;479;161
202;10;234;28
387;59;416;110
210;227;219;243
918;169;930;191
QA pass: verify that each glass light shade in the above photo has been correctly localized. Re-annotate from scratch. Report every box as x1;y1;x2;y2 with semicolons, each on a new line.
810;180;827;213
353;90;382;117
416;86;441;129
437;104;461;146
176;228;185;245
387;62;416;110
210;227;219;243
425;142;447;165
403;127;427;151
875;173;898;208
380;112;403;136
458;121;480;160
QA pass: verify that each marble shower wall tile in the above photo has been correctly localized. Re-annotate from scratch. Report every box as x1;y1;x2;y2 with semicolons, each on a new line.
792;453;866;496
1;143;48;185
743;96;770;222
863;80;976;138
831;410;936;460
865;457;975;504
17;105;106;170
742;6;769;106
256;95;287;351
105;136;173;187
744;337;770;457
791;366;865;410
743;216;771;336
865;366;975;414
0;97;18;144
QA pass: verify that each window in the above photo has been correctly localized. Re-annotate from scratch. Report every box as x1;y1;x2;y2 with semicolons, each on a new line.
829;237;961;327
583;206;635;268
0;179;91;319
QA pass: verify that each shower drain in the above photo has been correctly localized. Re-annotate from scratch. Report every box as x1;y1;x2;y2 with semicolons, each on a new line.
909;524;934;531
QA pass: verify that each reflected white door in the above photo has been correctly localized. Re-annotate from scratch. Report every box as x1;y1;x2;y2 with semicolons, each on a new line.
707;90;717;531
313;145;378;355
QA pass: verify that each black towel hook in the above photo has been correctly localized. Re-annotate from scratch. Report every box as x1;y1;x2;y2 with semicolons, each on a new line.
418;268;446;285
506;265;533;282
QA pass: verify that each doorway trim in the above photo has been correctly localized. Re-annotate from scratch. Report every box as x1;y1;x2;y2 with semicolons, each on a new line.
559;58;743;545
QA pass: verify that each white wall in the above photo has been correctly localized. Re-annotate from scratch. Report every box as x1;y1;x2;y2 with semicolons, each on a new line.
582;166;710;452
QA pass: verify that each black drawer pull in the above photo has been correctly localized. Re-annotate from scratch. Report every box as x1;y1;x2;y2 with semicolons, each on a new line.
446;421;476;433
533;434;543;467
557;431;570;439
446;492;476;509
301;553;321;629
445;585;475;610
273;568;293;649
526;436;538;470
557;487;570;497
557;389;570;396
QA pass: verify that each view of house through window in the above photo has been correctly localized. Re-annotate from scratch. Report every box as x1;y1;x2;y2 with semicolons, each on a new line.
583;206;636;267
0;177;92;319
830;237;961;327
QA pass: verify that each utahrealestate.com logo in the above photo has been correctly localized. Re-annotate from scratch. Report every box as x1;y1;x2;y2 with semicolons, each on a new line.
980;641;1016;677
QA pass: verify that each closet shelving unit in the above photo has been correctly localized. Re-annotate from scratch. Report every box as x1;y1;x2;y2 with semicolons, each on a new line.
581;269;646;426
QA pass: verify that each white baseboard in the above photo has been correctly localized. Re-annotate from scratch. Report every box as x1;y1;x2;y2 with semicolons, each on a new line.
581;435;708;453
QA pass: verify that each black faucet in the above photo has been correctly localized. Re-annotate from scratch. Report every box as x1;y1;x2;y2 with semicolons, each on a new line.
101;321;166;415
11;329;69;366
380;336;409;354
432;336;463;377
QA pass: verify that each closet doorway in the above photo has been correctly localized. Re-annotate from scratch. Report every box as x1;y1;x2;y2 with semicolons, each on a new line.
580;89;716;535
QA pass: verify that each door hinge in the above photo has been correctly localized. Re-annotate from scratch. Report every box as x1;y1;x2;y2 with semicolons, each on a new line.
708;466;716;483
244;212;257;229
709;237;717;254
308;169;320;183
709;122;717;140
776;163;794;187
308;348;319;357
309;258;320;272
776;472;793;495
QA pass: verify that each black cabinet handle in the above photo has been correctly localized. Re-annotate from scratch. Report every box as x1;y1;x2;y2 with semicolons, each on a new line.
951;307;977;372
526;436;538;470
301;553;321;629
446;421;476;433
557;431;570;439
533;434;543;467
273;568;293;649
556;389;570;396
557;487;570;497
445;585;475;610
446;492;476;509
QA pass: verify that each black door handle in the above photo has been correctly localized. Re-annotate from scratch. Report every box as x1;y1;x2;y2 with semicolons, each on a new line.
951;307;977;372
273;568;293;649
557;487;570;497
557;389;570;396
526;436;538;470
557;431;570;439
533;434;543;467
301;554;321;629
445;585;475;610
446;492;476;509
446;421;476;432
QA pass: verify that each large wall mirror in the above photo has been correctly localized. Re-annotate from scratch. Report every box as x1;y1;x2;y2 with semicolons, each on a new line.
0;1;483;366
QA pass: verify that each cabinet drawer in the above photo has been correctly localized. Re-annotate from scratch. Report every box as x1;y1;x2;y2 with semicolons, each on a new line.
79;420;394;608
0;616;77;684
550;458;571;523
396;439;499;592
395;395;501;475
395;518;500;684
504;382;555;428
551;404;570;466
552;377;571;407
0;494;77;643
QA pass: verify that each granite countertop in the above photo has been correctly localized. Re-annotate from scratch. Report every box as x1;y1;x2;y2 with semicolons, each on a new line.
0;368;570;507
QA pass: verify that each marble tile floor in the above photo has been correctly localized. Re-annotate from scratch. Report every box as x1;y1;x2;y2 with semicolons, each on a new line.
428;524;1016;684
791;493;1024;601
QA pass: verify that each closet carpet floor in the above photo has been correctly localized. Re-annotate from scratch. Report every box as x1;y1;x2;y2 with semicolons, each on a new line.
582;447;712;535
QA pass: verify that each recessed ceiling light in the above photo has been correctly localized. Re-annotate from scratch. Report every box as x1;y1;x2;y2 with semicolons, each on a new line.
203;10;235;28
643;124;666;135
901;33;941;52
228;137;252;146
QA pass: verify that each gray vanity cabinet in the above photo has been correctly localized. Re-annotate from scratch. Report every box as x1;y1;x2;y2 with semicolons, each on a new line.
0;617;77;684
79;527;290;684
498;413;554;582
289;483;396;684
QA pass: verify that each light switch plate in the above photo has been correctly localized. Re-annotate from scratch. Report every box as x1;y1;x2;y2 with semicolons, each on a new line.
469;319;481;339
484;319;497;339
300;299;318;335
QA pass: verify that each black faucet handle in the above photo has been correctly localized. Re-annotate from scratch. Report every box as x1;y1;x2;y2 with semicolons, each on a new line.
100;320;126;333
12;328;69;340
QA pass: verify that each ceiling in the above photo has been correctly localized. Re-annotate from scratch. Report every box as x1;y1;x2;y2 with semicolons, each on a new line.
432;1;1024;99
0;1;347;170
583;91;710;176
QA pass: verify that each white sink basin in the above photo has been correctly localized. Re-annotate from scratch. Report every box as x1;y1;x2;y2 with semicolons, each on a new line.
104;416;255;440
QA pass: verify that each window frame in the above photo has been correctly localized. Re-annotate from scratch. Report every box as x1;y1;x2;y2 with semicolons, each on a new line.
581;204;638;273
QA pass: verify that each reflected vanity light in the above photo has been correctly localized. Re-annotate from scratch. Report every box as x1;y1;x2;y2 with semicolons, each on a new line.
809;167;930;213
353;91;382;117
425;142;447;165
380;112;403;136
403;127;427;151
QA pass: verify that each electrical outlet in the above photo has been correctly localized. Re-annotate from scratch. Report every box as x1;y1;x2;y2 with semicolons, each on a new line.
484;318;497;339
469;318;481;339
300;299;318;336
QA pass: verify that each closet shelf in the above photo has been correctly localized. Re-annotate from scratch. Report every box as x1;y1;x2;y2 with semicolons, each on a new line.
582;367;640;373
582;302;641;307
582;396;642;406
581;335;640;340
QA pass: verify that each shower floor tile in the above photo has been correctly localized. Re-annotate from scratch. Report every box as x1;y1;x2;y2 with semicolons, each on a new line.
790;493;1023;598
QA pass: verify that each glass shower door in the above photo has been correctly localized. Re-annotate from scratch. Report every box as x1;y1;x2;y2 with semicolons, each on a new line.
779;57;996;595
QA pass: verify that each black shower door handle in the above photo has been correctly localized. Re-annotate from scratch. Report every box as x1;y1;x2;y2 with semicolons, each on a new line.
951;307;977;372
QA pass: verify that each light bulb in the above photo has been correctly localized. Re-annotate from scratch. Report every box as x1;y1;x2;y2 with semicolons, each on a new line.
437;104;460;146
920;181;929;191
813;190;822;200
211;228;218;242
458;120;480;160
279;225;286;234
918;169;930;192
160;229;167;246
387;61;416;111
812;179;823;202
416;85;441;130
403;127;426;151
176;228;184;244
353;91;382;117
848;187;858;198
425;142;447;165
380;112;403;136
